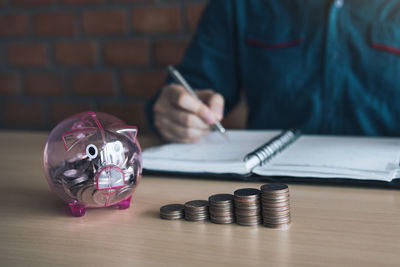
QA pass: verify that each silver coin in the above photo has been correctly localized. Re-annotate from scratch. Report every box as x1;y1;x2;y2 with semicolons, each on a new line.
184;200;209;210
67;175;89;187
160;214;183;220
185;216;208;221
92;190;114;205
77;185;95;205
116;186;132;200
263;222;291;230
260;183;289;192
261;200;290;208
263;215;291;223
262;210;291;217
63;169;80;178
210;217;234;224
236;220;262;226
234;188;261;198
160;204;185;214
209;194;234;204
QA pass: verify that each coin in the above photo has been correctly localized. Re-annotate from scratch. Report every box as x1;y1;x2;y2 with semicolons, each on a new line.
77;185;95;205
116;186;132;200
236;216;262;226
184;200;209;210
261;199;290;206
260;183;291;230
184;200;209;221
263;215;291;222
234;188;262;226
67;175;89;187
63;169;80;178
209;194;234;204
209;194;235;224
159;184;292;229
234;201;261;208
234;188;260;198
210;216;235;224
160;215;182;220
262;206;290;212
160;203;185;214
262;209;291;216
92;190;109;205
263;222;291;230
261;183;288;193
261;193;289;200
209;206;234;211
160;204;185;220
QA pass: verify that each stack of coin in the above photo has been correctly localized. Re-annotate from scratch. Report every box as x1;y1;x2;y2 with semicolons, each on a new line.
62;169;89;199
160;204;185;220
209;194;235;224
234;188;262;226
260;183;291;229
184;200;209;221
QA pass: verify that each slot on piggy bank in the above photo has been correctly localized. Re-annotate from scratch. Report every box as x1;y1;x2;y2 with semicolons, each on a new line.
43;111;142;217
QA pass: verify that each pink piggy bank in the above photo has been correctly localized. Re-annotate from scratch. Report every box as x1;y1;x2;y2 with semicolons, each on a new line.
43;111;142;217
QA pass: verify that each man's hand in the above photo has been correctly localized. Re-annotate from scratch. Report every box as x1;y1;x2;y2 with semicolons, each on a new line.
153;83;224;143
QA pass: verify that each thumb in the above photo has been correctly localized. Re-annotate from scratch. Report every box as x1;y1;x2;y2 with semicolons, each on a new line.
196;90;224;121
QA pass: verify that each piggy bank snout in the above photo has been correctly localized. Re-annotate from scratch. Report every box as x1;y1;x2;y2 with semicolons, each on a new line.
96;165;125;190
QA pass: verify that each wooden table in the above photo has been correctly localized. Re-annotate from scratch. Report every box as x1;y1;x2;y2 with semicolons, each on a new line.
1;131;400;266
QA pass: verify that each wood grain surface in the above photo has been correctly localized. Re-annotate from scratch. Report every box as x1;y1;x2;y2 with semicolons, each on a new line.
1;131;400;267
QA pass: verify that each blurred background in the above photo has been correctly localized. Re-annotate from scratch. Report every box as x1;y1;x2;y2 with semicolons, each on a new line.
0;0;246;133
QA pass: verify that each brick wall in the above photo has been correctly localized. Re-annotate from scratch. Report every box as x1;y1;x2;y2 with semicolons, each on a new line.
0;0;208;132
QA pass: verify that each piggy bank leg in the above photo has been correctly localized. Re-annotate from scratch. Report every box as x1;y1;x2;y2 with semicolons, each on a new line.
68;201;86;217
115;196;132;209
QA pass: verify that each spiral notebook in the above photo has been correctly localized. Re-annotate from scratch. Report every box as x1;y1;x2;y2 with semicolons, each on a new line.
142;130;400;182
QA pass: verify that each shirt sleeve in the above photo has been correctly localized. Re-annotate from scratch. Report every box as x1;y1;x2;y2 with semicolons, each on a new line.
146;0;241;131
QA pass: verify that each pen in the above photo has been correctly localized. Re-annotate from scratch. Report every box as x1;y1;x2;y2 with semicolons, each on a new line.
168;65;227;137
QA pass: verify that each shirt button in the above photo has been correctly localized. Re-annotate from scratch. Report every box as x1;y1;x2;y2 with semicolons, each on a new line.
335;0;344;8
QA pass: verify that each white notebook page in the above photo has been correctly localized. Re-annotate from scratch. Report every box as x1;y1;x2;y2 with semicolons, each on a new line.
254;135;400;181
143;130;280;174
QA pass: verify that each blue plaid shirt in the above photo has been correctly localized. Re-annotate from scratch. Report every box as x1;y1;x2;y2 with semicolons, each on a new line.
153;0;400;136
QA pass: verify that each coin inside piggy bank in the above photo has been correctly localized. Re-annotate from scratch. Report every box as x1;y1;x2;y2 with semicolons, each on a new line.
43;111;142;217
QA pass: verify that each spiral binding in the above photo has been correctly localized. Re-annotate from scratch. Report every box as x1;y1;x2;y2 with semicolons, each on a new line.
244;129;300;171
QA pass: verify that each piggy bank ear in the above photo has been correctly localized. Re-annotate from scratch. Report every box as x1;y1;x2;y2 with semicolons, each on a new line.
62;127;97;151
109;125;137;141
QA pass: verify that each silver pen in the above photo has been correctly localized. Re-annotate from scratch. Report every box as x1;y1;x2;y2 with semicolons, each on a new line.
168;65;227;136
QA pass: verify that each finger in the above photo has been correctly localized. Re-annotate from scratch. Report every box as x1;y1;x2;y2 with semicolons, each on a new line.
161;115;207;141
159;120;206;143
154;115;180;143
154;114;209;143
165;84;216;125
157;127;180;143
207;93;224;121
163;102;210;130
161;131;199;144
153;96;209;130
196;90;225;121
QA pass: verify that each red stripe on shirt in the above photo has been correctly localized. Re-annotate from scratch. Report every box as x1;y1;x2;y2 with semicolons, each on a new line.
371;42;400;56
